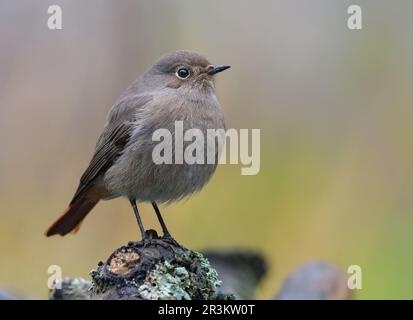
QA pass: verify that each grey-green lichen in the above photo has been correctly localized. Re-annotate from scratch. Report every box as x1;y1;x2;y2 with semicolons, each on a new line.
196;252;222;286
50;237;236;300
138;250;222;300
49;277;92;300
89;267;113;295
138;260;191;300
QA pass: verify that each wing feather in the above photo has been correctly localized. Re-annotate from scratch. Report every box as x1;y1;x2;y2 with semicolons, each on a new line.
70;94;152;203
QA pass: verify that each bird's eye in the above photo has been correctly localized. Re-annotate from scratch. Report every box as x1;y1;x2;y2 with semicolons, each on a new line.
176;68;190;79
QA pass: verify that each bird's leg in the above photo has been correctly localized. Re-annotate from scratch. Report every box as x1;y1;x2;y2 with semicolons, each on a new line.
151;202;172;238
129;199;147;240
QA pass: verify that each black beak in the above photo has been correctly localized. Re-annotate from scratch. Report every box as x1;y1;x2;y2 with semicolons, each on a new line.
207;64;231;75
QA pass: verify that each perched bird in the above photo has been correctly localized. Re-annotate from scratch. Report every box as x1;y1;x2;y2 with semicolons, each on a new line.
45;51;230;239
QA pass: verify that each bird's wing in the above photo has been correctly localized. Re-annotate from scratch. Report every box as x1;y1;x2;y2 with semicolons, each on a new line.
70;94;152;203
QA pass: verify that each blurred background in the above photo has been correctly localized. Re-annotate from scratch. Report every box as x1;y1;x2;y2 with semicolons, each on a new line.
1;0;413;299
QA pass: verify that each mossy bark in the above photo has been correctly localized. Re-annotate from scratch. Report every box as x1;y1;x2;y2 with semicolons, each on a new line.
47;231;349;300
49;230;233;300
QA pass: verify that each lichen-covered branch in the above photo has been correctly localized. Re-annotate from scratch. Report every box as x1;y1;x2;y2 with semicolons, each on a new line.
47;230;349;300
49;230;234;300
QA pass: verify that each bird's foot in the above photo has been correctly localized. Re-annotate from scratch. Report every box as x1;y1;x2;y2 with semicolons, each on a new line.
162;233;181;248
141;229;158;247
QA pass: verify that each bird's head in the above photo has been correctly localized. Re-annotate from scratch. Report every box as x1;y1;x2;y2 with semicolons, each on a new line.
143;50;230;95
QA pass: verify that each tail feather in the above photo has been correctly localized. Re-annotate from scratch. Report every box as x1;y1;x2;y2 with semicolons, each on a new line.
45;186;105;237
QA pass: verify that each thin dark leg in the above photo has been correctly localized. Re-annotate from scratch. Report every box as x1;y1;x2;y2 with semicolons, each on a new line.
129;198;147;239
151;202;171;238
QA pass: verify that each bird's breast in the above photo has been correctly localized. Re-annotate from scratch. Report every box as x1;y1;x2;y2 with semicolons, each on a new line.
103;91;225;202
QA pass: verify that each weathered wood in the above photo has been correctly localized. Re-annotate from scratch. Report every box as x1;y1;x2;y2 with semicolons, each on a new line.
46;231;349;300
49;230;232;300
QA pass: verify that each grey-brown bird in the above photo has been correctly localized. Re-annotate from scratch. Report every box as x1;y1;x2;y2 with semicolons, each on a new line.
45;50;230;239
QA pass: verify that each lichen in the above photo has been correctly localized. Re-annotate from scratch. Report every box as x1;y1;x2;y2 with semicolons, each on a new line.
137;250;222;300
49;277;91;300
89;268;114;294
53;237;232;300
138;260;192;300
192;251;222;288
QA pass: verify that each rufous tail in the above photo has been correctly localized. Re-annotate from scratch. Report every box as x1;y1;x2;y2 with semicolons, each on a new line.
45;186;104;236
